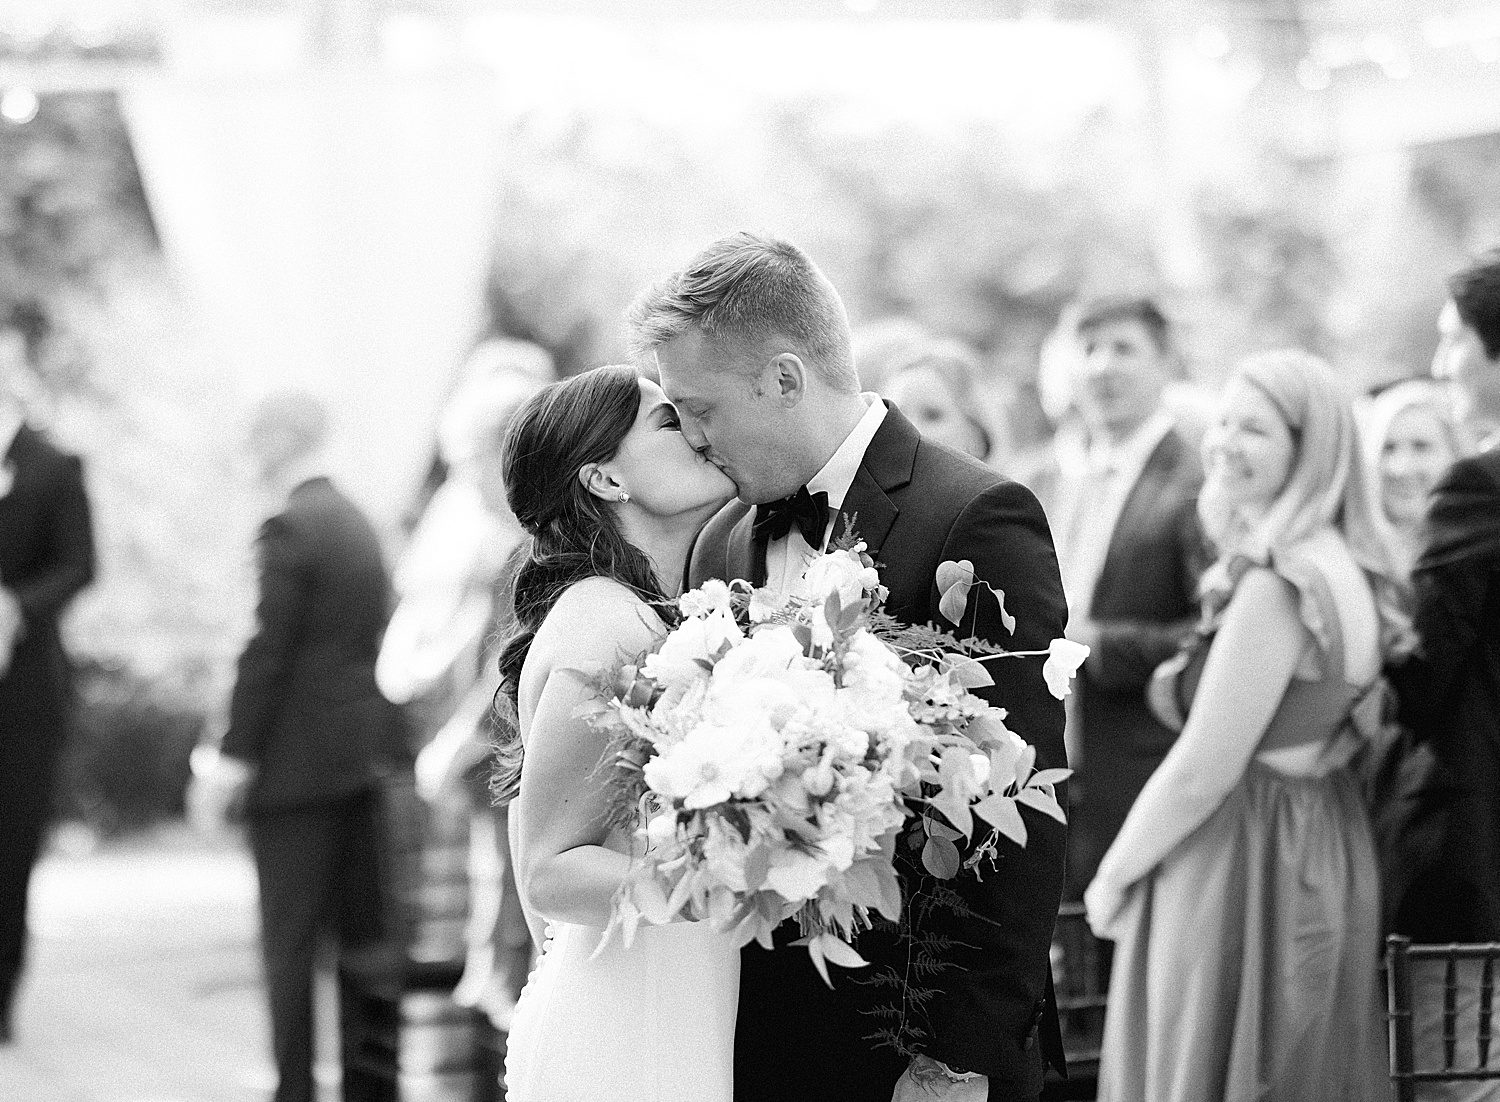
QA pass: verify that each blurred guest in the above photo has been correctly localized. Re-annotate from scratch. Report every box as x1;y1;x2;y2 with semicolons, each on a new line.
1087;350;1399;1101
1050;296;1207;898
1389;252;1500;1099
880;338;996;462
400;337;557;535
188;388;411;1102
0;319;95;1044
396;365;547;1028
1363;379;1466;579
850;315;932;390
1014;301;1089;512
853;319;996;461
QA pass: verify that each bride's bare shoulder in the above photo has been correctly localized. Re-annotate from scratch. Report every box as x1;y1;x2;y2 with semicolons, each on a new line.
529;577;666;673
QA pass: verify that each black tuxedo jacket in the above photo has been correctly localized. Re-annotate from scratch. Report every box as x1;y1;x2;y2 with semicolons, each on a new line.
1070;426;1205;893
1391;447;1500;941
0;424;95;747
689;406;1068;1102
223;477;411;812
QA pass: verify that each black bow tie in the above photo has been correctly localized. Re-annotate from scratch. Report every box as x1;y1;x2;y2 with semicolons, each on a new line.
753;487;831;547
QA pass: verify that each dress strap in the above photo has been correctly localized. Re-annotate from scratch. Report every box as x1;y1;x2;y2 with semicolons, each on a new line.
1268;546;1347;683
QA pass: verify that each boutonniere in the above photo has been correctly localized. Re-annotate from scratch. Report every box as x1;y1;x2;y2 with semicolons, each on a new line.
0;460;14;500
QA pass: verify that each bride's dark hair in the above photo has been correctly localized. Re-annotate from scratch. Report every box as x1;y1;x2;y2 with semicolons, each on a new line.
490;364;672;805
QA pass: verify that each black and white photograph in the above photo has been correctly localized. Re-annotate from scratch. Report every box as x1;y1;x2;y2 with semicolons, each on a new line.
2;1;1499;1100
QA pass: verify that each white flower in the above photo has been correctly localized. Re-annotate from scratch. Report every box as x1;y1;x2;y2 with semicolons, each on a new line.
764;846;834;903
642;607;742;694
799;548;880;608
1042;638;1090;700
646;812;679;847
702;817;753;892
642;714;785;809
679;579;734;619
747;586;784;624
711;625;806;684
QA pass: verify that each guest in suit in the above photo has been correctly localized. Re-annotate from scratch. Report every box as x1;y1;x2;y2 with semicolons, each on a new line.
188;388;412;1102
1390;252;1500;1099
629;232;1069;1102
0;321;95;1044
1050;296;1207;898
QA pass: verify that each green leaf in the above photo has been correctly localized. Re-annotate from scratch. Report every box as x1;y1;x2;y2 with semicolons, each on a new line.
1029;768;1073;787
743;845;770;891
986;585;1017;635
817;933;870;970
973;794;1027;847
942;653;993;689
923;817;963;842
921;835;961;879
1016;786;1067;823
794;935;834;988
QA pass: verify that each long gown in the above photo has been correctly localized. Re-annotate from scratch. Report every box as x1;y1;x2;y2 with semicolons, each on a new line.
503;911;739;1102
1098;545;1388;1102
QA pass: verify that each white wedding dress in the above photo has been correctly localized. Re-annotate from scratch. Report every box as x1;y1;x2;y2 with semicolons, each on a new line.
504;909;739;1101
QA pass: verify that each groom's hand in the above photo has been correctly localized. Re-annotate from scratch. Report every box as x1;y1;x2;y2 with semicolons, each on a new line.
892;1056;988;1100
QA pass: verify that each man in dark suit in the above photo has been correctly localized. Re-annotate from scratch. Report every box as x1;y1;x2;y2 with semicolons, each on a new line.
1394;251;1500;944
0;322;95;1044
189;388;411;1102
1046;297;1206;899
630;233;1069;1102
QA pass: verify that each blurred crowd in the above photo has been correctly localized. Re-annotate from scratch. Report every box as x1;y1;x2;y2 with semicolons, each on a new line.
2;241;1498;1101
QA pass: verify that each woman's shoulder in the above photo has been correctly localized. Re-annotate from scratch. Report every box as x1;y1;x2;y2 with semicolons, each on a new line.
529;577;667;670
1268;531;1377;674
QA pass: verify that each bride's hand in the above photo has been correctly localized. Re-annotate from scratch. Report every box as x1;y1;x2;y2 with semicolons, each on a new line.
1083;874;1132;941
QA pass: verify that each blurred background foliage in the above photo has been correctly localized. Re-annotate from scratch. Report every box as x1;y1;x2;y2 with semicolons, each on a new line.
4;19;1500;830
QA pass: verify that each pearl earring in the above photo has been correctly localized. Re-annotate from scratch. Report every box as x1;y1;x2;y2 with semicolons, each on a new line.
618;491;630;503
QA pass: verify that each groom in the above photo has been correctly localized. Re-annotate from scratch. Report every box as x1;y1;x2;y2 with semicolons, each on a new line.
630;233;1069;1102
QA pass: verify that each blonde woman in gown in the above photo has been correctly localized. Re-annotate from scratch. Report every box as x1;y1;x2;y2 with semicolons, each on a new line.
490;367;741;1102
1085;350;1399;1102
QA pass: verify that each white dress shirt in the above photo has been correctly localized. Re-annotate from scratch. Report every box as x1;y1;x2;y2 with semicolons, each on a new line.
1053;410;1176;620
765;396;888;598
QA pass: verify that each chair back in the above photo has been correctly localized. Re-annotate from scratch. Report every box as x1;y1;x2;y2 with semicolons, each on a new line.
1387;934;1500;1102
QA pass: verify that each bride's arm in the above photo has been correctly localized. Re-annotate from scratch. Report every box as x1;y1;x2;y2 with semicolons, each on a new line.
1085;567;1305;932
513;581;661;929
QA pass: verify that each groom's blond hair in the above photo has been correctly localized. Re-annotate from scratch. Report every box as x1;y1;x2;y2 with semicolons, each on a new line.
627;232;860;393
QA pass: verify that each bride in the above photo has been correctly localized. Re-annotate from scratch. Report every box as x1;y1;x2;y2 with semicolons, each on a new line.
491;364;741;1102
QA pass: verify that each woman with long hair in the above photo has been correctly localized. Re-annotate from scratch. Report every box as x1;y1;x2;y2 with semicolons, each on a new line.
1362;377;1466;580
1085;350;1402;1101
492;365;739;1102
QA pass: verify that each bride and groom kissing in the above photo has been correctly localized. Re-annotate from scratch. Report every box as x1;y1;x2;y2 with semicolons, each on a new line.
496;232;1069;1102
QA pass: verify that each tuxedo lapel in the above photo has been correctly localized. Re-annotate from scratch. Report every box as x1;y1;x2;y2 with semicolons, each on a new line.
1093;429;1183;603
0;426;36;540
838;405;919;561
728;507;765;587
838;467;899;559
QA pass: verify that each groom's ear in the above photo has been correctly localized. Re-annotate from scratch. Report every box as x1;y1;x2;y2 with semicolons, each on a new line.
767;353;807;407
578;462;622;502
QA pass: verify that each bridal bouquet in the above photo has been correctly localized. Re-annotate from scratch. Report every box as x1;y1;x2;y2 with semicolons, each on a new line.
580;540;1085;984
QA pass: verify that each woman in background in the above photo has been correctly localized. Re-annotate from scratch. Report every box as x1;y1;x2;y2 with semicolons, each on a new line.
852;319;1000;462
1362;378;1465;579
1086;350;1402;1102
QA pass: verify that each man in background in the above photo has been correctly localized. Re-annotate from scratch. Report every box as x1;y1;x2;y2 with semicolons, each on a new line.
189;388;411;1102
1048;296;1207;900
0;314;95;1044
